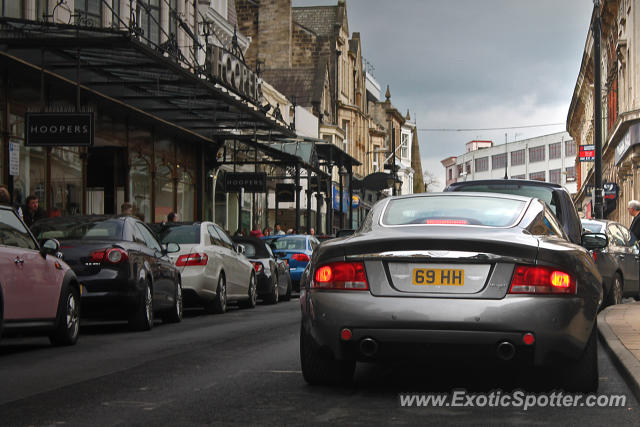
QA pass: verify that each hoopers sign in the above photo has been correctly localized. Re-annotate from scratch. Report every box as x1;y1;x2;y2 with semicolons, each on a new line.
25;113;94;146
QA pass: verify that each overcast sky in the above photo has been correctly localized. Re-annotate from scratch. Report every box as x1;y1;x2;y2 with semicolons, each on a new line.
292;0;594;190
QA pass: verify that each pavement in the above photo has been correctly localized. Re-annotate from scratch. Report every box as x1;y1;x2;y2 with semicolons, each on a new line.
598;300;640;401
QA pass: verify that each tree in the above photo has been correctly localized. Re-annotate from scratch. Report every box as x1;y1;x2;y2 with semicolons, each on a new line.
423;171;441;192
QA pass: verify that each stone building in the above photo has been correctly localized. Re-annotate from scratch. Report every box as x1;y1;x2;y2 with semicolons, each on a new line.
568;0;640;224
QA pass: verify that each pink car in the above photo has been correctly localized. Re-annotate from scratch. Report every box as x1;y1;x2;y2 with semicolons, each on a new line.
0;205;80;346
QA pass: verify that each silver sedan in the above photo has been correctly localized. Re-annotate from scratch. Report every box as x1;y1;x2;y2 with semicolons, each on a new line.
299;192;606;392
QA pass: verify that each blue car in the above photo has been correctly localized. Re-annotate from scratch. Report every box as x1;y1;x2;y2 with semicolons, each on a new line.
262;235;319;292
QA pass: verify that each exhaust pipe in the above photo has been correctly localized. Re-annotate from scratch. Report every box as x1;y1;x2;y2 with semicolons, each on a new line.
360;337;379;357
496;341;516;360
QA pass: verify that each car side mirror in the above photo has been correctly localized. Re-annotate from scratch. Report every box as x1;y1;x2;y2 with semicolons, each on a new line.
164;242;180;254
236;243;245;255
582;232;608;250
40;239;62;258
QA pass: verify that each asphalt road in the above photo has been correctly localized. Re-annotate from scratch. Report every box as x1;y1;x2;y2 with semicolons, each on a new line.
1;299;639;426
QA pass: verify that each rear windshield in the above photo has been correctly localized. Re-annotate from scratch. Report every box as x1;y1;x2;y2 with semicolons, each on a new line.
382;196;526;227
267;237;307;250
450;183;556;215
32;218;123;240
581;221;603;233
154;225;200;244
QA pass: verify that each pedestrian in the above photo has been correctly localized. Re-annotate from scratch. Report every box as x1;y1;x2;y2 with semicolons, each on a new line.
274;223;285;235
167;211;179;222
22;195;47;227
286;228;294;235
628;200;640;244
121;202;133;215
262;226;271;236
309;227;316;236
250;223;264;238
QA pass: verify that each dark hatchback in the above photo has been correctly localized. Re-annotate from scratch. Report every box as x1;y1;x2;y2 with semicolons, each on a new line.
446;179;583;245
581;219;640;305
232;236;292;303
31;215;183;331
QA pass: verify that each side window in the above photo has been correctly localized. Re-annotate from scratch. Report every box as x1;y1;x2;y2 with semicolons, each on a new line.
616;224;632;246
0;209;37;250
544;210;565;238
608;224;626;247
214;225;234;248
131;221;146;245
135;223;162;251
207;225;222;246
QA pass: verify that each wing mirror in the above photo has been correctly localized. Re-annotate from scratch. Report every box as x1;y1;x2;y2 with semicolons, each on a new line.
163;242;181;254
236;243;246;255
40;239;63;258
581;232;608;250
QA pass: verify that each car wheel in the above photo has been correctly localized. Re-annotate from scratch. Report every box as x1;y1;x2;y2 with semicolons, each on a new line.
129;283;153;331
240;274;257;309
264;275;279;305
560;322;598;392
300;325;355;386
606;274;623;306
163;282;183;323
206;274;227;314
49;285;80;346
281;276;292;302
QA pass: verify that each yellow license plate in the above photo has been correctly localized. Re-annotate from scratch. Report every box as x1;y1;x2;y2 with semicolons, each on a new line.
412;268;464;286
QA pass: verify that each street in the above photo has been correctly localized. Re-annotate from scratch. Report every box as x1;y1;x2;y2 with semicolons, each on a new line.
1;299;639;426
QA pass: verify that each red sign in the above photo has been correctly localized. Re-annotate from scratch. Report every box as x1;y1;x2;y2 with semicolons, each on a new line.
579;145;595;162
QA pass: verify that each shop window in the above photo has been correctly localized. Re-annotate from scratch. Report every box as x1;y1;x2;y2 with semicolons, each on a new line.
1;0;24;18
75;0;102;26
177;170;195;222
129;154;152;221
51;147;82;216
10;113;45;208
155;164;174;222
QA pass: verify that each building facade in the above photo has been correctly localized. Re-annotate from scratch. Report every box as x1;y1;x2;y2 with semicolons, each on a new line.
568;0;640;225
441;132;578;193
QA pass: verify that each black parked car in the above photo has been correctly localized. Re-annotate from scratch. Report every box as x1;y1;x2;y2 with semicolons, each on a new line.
232;236;292;303
445;179;583;245
581;219;640;306
31;215;183;331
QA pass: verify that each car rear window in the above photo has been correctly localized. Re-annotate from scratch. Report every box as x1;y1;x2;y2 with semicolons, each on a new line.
449;183;557;215
32;218;123;240
581;222;603;233
155;225;200;244
382;195;526;227
268;237;307;250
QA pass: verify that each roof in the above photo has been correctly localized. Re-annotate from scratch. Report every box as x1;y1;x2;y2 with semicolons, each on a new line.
262;67;322;108
292;6;339;37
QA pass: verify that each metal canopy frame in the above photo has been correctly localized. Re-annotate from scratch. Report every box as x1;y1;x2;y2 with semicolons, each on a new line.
0;18;295;140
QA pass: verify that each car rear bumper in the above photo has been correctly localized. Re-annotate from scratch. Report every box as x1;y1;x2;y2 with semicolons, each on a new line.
79;274;143;315
300;290;596;366
256;273;274;295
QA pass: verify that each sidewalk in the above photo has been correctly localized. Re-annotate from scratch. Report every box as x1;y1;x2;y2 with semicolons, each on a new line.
598;301;640;400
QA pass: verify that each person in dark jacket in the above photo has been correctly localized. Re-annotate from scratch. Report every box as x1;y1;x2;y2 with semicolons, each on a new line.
628;200;640;244
22;195;47;227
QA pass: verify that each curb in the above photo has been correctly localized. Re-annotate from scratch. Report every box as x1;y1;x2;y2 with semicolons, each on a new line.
597;308;640;401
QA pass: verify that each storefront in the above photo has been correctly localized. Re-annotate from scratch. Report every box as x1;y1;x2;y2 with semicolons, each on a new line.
0;18;295;223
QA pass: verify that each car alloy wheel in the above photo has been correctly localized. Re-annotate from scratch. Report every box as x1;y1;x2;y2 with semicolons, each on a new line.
66;291;80;339
163;282;183;323
612;276;622;305
242;274;257;309
144;285;153;326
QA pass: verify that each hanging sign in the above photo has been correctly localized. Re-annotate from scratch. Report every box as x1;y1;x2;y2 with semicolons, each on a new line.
224;172;267;193
9;140;19;176
25;112;94;146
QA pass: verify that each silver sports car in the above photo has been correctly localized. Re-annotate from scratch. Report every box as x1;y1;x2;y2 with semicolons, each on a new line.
299;192;607;392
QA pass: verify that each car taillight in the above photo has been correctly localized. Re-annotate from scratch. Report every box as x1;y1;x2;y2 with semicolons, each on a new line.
176;253;208;267
291;253;310;262
89;248;128;264
312;261;368;290
508;265;576;295
425;219;468;225
252;262;264;273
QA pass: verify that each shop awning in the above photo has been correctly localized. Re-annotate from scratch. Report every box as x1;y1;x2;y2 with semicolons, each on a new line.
0;18;295;140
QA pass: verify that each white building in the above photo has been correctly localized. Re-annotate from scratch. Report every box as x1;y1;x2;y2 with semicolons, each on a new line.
398;113;415;195
441;132;578;193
